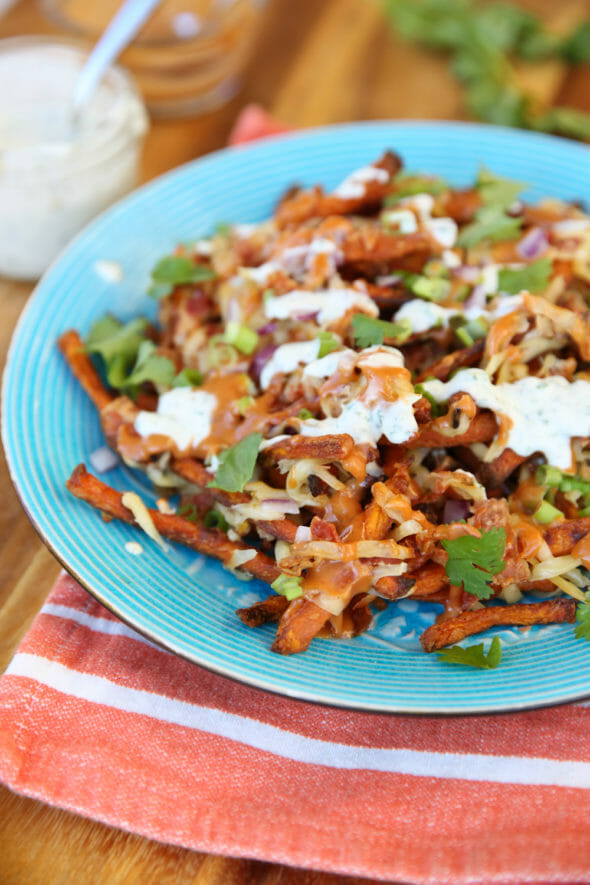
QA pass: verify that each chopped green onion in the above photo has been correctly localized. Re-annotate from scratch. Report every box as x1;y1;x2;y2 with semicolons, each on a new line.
298;408;313;420
262;287;275;302
559;476;590;495
414;383;444;418
465;317;489;340
411;276;451;301
204;509;229;531
535;465;563;486
235;395;255;416
224;322;259;355
533;500;564;524
271;573;303;601
317;330;340;358
455;326;474;347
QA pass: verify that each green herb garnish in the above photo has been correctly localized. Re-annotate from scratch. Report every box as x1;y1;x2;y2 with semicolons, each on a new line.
457;206;522;248
149;255;216;298
203;509;230;531
441;527;506;600
317;330;341;358
498;257;552;295
172;367;204;388
351;314;412;347
437;636;502;669
85;315;150;390
533;500;564;524
298;408;313;420
208;432;263;493
476;166;525;211
271;573;304;601
575;596;590;640
383;0;590;141
124;340;177;388
224;322;259;356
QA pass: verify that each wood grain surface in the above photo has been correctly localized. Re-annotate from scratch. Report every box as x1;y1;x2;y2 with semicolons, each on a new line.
1;1;589;882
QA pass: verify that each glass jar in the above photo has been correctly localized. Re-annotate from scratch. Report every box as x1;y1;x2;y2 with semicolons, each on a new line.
0;37;148;280
40;0;268;118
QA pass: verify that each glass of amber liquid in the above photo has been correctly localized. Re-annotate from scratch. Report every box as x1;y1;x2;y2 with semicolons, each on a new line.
39;0;267;118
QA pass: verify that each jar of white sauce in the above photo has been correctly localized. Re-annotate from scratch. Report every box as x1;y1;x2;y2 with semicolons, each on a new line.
0;37;148;280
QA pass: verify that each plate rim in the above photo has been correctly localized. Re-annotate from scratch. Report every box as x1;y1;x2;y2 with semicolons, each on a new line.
4;118;590;715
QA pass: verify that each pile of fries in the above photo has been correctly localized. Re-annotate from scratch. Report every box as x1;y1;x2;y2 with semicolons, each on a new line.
60;149;590;662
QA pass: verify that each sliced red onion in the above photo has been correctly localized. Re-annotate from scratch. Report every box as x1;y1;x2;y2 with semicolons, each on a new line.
294;311;319;322
453;265;480;284
250;344;277;385
443;499;470;523
261;498;299;514
376;273;403;286
89;446;120;473
256;320;277;335
517;226;548;260
463;283;486;312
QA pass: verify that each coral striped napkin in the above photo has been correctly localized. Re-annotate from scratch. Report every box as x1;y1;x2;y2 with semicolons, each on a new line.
3;108;590;884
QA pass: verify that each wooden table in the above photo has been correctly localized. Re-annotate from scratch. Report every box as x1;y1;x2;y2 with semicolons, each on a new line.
1;1;589;881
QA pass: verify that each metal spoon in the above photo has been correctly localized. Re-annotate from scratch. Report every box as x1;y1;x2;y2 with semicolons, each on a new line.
72;0;161;112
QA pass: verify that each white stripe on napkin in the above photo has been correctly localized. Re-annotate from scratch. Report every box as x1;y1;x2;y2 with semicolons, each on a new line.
41;603;159;649
7;652;590;789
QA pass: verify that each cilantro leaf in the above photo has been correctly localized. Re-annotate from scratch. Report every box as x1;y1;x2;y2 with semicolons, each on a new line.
437;636;502;669
317;330;340;358
575;601;590;641
208;432;263;493
271;573;303;601
149;255;216;298
476;166;526;210
125;340;177;388
172;367;204;388
351;314;412;347
85;316;150;390
498;257;552;295
385;173;448;204
457;206;522;249
441;527;506;600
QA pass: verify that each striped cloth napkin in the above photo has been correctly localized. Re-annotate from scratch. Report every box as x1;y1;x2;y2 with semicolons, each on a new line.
3;108;590;884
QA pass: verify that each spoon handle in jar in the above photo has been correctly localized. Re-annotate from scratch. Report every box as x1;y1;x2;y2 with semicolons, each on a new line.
72;0;161;111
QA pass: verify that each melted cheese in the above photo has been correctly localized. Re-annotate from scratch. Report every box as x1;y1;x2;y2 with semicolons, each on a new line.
134;388;217;452
422;368;590;469
264;287;378;325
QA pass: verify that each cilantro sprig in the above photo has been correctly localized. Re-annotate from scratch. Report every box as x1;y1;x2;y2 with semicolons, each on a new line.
208;432;263;493
441;527;507;600
498;257;552;295
351;314;412;347
317;330;341;358
575;594;590;641
457;206;522;249
148;255;217;298
437;636;502;669
383;0;590;140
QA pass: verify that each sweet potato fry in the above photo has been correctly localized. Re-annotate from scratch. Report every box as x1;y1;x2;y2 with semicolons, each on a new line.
58;330;114;411
544;516;590;556
415;339;485;383
255;519;298;542
275;151;402;227
376;562;447;600
271;598;332;654
237;595;289;627
409;411;497;448
262;434;354;462
66;464;280;584
420;598;576;652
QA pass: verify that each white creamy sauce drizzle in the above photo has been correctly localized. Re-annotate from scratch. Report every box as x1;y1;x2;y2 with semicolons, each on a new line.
552;219;590;237
332;164;389;199
423;217;458;248
302;348;357;380
299;346;419;447
395;294;523;335
382;209;418;234
395;193;457;247
264;287;378;325
421;368;590;469
280;237;340;277
134;388;217;452
259;339;321;390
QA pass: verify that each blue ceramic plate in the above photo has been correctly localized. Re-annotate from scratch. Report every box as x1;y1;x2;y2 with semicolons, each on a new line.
4;121;590;714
